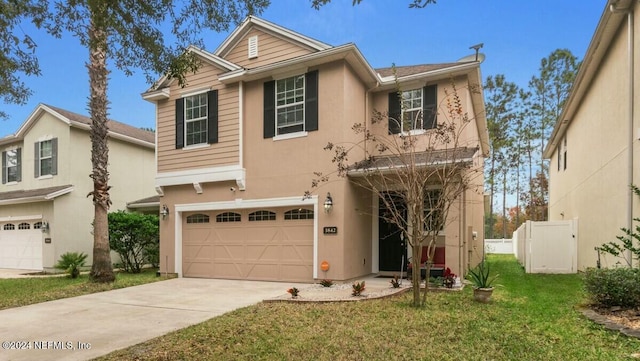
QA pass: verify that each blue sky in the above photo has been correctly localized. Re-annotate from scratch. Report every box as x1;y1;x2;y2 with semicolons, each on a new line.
1;0;605;138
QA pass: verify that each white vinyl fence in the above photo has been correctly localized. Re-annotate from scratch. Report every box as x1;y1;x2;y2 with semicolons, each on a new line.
484;239;514;255
514;219;577;274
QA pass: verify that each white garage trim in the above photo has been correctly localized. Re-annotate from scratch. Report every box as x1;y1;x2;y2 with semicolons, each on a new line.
173;195;319;278
0;215;42;222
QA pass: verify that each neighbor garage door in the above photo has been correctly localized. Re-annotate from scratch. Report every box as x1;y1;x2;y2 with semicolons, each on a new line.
0;220;43;270
182;207;314;282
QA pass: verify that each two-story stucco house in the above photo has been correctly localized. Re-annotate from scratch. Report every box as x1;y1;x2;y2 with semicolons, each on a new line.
144;16;489;282
0;104;155;270
544;0;639;269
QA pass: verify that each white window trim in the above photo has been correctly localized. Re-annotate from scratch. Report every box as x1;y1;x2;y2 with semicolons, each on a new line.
38;139;53;177
401;88;424;132
183;91;209;147
275;74;306;137
4;148;20;183
273;131;308;141
181;143;210;151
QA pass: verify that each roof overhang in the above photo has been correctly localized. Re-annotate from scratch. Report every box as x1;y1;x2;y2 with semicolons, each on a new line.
218;43;379;88
0;185;74;206
347;148;479;177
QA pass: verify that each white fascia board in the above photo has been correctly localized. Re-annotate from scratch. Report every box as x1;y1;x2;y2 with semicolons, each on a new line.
214;16;331;57
141;88;170;102
347;158;474;177
45;186;74;200
378;62;478;88
218;44;378;85
0;214;43;222
175;195;317;213
68;121;155;149
155;165;246;188
187;45;243;71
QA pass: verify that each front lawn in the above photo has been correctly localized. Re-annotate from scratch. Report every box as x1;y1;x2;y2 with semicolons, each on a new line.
0;268;166;310
97;255;640;361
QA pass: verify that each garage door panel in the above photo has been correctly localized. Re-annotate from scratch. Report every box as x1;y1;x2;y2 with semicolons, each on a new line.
182;208;313;282
0;221;43;270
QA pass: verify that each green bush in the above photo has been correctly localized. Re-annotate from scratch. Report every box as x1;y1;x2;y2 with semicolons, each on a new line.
108;211;159;273
584;267;640;308
55;252;88;278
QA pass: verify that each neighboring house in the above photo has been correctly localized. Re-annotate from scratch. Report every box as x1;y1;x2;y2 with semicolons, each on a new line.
143;16;489;282
544;0;639;269
0;104;155;270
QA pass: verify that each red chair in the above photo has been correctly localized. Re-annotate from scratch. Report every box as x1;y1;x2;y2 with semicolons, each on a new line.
407;246;446;279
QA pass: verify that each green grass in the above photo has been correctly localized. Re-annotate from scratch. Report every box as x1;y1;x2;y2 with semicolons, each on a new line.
0;268;167;310
96;255;640;361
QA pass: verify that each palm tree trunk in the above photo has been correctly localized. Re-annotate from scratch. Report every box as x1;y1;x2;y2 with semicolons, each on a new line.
88;1;114;282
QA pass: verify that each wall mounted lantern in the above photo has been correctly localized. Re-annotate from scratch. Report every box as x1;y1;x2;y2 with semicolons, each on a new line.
41;221;50;233
324;192;333;213
161;204;170;220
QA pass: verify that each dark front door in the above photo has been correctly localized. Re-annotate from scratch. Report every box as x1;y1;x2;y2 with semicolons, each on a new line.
378;193;406;272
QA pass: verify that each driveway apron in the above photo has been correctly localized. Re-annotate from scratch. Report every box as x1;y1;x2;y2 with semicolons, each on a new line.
0;278;301;361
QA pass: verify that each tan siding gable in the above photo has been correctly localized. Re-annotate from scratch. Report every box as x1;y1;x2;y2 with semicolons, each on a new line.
157;61;239;173
223;28;315;69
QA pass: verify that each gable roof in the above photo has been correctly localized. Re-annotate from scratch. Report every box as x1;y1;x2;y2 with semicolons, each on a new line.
214;15;332;57
544;0;633;158
0;104;155;148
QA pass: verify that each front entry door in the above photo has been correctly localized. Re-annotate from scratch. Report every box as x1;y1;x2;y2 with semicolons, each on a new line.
378;193;406;272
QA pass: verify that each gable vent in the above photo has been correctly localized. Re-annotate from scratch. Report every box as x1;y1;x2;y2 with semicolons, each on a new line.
248;35;258;59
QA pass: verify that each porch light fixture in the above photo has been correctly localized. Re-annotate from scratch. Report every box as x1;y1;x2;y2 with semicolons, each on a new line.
41;221;49;233
324;192;333;213
161;204;170;220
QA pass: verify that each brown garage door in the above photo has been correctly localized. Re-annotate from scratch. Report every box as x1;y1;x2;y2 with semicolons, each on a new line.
182;207;314;282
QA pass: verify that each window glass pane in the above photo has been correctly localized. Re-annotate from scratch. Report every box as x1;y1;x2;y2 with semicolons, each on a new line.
3;224;15;230
184;93;208;146
40;140;52;158
284;209;314;220
275;75;305;136
248;210;276;221
216;212;242;222
6;149;19;182
186;214;210;224
401;89;423;131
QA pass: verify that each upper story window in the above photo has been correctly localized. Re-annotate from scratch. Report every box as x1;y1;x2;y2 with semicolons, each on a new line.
35;138;57;178
2;148;21;184
276;75;305;135
175;90;218;149
185;93;208;146
389;85;437;134
263;70;318;139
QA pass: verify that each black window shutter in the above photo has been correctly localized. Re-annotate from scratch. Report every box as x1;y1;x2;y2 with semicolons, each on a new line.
16;148;21;182
263;80;276;138
207;90;219;144
423;85;437;129
34;142;40;178
175;98;184;149
51;138;58;175
305;70;319;132
1;151;6;184
388;92;401;134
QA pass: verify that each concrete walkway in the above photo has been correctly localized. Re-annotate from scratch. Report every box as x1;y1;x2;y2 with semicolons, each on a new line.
0;278;304;361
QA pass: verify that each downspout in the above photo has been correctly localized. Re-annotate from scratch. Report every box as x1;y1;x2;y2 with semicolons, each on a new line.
610;1;634;266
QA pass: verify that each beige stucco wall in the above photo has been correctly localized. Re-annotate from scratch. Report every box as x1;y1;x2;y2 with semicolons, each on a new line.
548;3;640;269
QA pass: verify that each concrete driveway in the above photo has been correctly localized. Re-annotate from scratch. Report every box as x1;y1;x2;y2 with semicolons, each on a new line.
0;278;303;361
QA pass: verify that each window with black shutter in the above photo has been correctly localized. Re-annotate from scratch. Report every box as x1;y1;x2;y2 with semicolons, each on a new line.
263;70;318;138
175;90;218;148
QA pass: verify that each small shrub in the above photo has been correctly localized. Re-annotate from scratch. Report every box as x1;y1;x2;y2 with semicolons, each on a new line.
584;267;640;308
108;211;159;273
287;287;299;298
55;252;88;278
352;281;365;296
319;279;333;287
390;275;401;288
